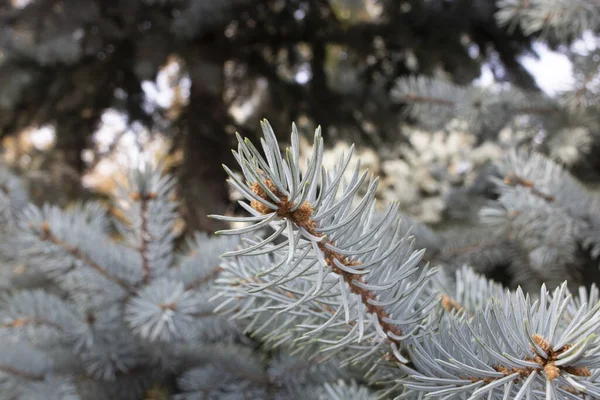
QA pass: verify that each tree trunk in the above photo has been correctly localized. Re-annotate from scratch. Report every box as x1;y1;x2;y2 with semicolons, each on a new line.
176;42;233;235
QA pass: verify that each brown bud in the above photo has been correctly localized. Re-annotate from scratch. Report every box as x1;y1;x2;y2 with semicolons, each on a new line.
544;363;560;381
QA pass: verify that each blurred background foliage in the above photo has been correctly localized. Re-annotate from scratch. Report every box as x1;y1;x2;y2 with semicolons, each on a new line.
0;0;598;240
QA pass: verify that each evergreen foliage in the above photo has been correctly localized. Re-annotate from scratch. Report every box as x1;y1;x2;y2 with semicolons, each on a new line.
393;1;600;167
388;0;600;298
429;149;600;295
1;2;600;398
0;163;354;399
213;119;600;399
4;115;600;398
391;75;554;138
495;0;600;40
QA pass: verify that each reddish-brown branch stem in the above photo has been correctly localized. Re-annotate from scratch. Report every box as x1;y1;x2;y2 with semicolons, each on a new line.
130;191;157;285
504;172;555;202
316;240;404;343
464;334;590;390
39;222;132;291
1;317;63;331
140;196;151;284
251;180;404;349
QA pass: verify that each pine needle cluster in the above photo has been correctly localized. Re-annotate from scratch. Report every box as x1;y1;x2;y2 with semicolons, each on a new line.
212;120;600;399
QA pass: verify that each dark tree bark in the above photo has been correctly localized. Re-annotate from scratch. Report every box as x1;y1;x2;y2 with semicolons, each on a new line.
176;42;233;234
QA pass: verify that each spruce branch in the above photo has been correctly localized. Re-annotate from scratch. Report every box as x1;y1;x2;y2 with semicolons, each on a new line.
212;119;600;398
2;159;340;398
115;165;177;286
562;49;600;116
0;365;45;381
10;203;142;307
504;172;556;203
0;343;52;394
168;233;236;294
184;265;222;291
125;278;208;342
480;151;598;288
0;167;29;232
247;178;404;346
402;283;600;398
0;291;79;335
37;221;132;292
496;0;600;39
18;377;79;400
135;191;155;285
212;120;435;384
0;317;63;334
391;76;556;133
173;343;349;400
320;380;377;399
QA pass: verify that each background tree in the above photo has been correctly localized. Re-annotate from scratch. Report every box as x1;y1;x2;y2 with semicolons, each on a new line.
0;0;548;236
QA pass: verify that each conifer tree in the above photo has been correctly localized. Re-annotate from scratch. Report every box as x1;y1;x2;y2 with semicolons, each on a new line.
212;119;600;399
390;0;600;293
0;163;361;399
393;0;600;164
